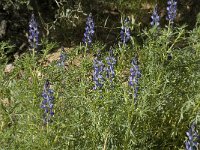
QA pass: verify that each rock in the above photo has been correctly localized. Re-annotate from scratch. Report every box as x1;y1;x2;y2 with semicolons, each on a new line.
4;63;14;73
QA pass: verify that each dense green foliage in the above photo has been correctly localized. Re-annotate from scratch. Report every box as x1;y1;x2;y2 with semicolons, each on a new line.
1;0;200;149
1;16;200;149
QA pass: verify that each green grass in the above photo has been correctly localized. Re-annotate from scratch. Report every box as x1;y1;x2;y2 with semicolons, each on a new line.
0;23;200;150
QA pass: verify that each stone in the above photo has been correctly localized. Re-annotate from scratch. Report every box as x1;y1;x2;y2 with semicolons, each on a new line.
4;63;14;73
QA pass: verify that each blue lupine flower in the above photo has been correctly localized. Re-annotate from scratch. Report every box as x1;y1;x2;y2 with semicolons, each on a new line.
93;56;104;90
129;58;141;100
166;0;177;23
41;80;54;123
105;50;116;82
28;14;39;50
151;5;160;26
120;18;131;45
185;123;200;150
83;13;95;45
58;46;66;67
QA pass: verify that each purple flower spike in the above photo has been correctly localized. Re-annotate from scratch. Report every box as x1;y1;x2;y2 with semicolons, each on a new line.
166;0;177;23
129;58;141;101
28;14;39;50
120;18;131;45
93;55;104;90
41;80;54;124
151;5;160;26
105;49;116;83
185;123;200;150
83;13;95;46
58;46;66;67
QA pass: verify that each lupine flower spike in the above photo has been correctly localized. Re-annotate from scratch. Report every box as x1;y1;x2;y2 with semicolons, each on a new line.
93;54;104;90
120;18;131;45
185;123;200;150
58;46;66;67
83;13;95;46
28;14;39;50
41;80;54;124
151;5;160;26
105;49;116;83
129;58;141;103
166;0;177;24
